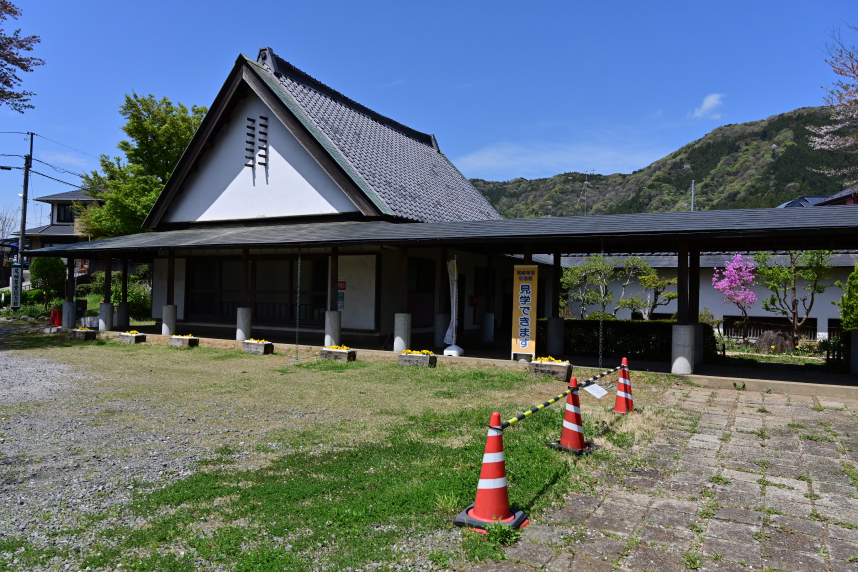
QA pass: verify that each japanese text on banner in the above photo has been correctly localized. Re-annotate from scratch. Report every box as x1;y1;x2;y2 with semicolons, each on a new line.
511;265;538;356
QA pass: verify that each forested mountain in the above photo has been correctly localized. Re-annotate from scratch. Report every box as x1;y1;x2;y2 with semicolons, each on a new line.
471;106;858;218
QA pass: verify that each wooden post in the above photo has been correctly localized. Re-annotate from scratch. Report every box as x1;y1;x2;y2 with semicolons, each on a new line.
166;250;175;305
486;254;494;313
66;257;75;302
329;246;338;311
439;246;449;313
677;242;688;326
523;243;533;264
104;255;112;303
241;249;249;307
552;248;561;318
399;246;409;314
121;258;129;303
689;246;700;324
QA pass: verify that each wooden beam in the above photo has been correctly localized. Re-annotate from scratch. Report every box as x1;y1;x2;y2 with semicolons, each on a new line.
121;258;128;304
66;258;75;302
689;246;700;324
399;247;409;314
241;249;249;307
677;242;688;326
167;250;175;306
552;249;561;318
329;246;338;312
104;255;113;304
523;243;533;264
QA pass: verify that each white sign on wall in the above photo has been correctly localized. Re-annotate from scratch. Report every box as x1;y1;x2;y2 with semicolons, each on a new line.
10;264;22;310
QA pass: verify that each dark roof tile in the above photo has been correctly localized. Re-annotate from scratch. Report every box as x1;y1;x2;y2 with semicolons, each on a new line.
249;51;501;224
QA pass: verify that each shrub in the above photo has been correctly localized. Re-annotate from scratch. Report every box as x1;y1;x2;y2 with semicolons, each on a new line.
30;257;67;300
838;263;858;330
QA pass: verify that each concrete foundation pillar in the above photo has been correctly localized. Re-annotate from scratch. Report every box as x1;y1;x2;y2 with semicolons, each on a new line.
236;307;252;341
434;313;450;347
394;313;411;353
116;302;130;330
162;304;177;336
62;301;76;330
99;303;114;332
671;324;695;375
546;317;564;356
482;312;495;343
325;310;341;347
694;323;705;366
851;329;858;376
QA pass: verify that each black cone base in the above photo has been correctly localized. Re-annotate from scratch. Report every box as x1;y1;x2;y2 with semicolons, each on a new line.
547;441;600;455
452;503;529;531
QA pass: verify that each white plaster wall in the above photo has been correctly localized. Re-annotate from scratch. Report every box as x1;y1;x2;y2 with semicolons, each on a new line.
151;258;186;320
163;93;358;223
338;255;375;330
571;263;849;337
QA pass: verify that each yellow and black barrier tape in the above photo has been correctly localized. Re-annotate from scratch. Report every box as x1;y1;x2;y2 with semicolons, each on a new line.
497;365;622;430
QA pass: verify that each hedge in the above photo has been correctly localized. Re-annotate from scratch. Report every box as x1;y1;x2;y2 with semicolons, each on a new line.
535;318;718;362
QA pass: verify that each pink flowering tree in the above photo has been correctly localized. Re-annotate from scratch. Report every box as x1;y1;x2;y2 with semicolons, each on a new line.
712;254;757;339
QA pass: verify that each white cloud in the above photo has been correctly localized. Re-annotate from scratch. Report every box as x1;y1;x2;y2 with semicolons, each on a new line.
691;93;725;119
454;142;669;180
38;151;91;168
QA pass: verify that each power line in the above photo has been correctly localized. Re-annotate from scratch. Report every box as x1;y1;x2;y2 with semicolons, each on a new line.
34;134;101;159
32;158;81;175
30;170;82;188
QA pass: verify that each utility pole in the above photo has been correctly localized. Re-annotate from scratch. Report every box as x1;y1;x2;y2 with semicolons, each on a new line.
691;180;695;212
11;133;33;310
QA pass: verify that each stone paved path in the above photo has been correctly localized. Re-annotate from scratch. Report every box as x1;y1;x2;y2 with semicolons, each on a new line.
471;387;858;571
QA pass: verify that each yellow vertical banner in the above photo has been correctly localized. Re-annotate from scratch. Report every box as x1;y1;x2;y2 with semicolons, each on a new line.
511;265;538;358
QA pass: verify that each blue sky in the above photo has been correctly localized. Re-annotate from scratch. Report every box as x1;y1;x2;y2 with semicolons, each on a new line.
0;0;854;228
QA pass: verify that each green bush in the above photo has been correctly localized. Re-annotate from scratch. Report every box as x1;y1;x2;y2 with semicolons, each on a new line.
584;311;617;321
0;288;44;306
536;318;719;362
76;270;152;320
30;257;67;299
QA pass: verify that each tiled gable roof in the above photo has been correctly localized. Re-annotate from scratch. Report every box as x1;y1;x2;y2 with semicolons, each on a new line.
250;49;501;224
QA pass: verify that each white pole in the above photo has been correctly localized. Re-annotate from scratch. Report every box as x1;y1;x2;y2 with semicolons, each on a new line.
691;180;695;212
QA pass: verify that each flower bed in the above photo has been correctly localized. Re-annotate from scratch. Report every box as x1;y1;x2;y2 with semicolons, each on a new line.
72;328;97;341
243;338;274;355
321;345;356;362
529;356;572;382
170;334;199;348
119;331;146;344
399;350;437;368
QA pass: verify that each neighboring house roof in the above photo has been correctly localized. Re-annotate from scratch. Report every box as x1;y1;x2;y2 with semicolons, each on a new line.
19;224;77;237
815;187;858;206
34;190;98;203
144;48;501;227
777;196;828;208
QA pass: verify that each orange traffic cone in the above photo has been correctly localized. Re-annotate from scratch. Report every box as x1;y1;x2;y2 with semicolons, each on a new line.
453;412;528;531
613;357;634;414
54;308;63;327
549;377;595;454
48;308;57;326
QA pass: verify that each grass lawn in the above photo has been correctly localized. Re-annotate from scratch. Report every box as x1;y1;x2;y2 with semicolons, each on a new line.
1;334;678;570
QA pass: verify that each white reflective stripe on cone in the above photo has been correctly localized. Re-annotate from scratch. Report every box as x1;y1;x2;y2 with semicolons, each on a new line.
477;477;508;489
562;420;583;433
487;427;502;436
619;391;633;399
565;403;581;414
618;380;630;387
482;452;505;463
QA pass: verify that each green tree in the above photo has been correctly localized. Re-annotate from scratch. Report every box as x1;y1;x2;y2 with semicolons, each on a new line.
836;263;858;330
629;272;678;320
29;256;65;301
77;93;206;238
561;255;616;317
754;250;835;341
612;256;652;317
